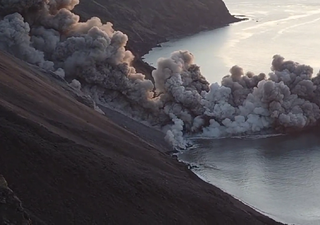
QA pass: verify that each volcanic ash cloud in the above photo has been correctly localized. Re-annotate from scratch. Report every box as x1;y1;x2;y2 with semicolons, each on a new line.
1;0;320;149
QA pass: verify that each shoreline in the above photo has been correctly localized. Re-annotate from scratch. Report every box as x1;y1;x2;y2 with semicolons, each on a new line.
135;16;244;58
133;15;247;78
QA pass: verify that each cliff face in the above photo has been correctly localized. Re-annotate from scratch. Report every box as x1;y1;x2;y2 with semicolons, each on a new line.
74;0;239;56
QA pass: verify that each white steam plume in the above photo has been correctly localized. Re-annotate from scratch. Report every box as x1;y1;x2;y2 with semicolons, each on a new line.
1;0;320;149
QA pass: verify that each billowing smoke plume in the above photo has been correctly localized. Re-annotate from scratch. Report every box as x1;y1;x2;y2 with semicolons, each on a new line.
1;0;320;149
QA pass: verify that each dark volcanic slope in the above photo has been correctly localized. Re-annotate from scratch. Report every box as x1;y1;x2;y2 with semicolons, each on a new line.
74;0;239;56
0;51;282;224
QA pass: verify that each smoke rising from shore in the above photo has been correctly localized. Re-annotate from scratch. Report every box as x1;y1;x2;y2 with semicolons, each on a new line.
1;0;320;148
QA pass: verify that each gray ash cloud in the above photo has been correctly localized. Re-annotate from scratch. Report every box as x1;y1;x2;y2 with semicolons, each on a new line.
1;0;320;148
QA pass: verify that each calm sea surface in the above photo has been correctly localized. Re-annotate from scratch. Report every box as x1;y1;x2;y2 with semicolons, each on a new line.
144;1;320;224
143;0;320;84
178;133;320;225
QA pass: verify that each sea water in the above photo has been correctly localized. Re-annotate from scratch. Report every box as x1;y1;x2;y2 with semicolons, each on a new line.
177;133;320;225
143;0;320;84
143;1;320;224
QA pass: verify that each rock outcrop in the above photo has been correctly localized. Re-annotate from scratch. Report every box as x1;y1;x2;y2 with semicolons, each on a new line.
0;175;31;225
